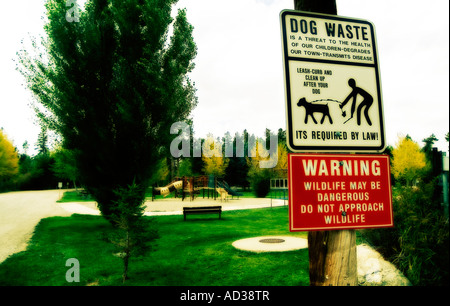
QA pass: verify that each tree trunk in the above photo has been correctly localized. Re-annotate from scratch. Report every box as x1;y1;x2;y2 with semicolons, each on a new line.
293;0;337;14
122;255;129;284
122;231;130;283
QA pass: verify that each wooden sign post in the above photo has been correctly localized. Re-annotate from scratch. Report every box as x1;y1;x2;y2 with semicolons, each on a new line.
290;0;356;286
287;153;393;286
308;230;356;286
283;0;390;286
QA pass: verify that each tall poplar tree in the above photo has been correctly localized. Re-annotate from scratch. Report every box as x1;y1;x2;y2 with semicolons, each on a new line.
18;0;197;221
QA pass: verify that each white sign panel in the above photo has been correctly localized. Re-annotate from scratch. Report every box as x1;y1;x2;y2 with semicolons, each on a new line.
280;10;386;152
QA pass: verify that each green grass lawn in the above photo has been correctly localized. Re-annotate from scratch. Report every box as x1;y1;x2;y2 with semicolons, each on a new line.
57;190;95;202
0;206;311;286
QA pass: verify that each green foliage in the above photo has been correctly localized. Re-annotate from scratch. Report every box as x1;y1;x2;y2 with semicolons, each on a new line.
108;182;158;283
392;181;449;286
363;180;449;286
149;158;170;186
51;147;79;187
251;175;271;198
31;153;58;189
362;133;448;286
224;131;250;189
13;152;58;191
18;0;197;220
177;158;193;177
246;140;272;198
422;134;439;160
36;126;49;156
57;190;94;202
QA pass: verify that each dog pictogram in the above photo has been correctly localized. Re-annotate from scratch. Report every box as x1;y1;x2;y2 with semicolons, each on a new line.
297;97;333;124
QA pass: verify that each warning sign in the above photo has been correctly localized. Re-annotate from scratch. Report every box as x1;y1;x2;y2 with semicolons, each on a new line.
288;153;393;231
280;10;386;152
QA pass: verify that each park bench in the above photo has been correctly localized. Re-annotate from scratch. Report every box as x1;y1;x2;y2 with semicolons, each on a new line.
183;206;222;221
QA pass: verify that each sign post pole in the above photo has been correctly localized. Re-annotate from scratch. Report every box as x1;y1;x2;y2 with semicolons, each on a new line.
287;153;394;286
292;0;356;286
282;1;391;283
308;230;356;286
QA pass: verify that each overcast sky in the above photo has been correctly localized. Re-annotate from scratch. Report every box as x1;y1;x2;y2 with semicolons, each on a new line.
1;0;449;155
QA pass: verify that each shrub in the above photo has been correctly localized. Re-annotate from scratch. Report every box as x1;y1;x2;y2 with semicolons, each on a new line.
362;178;449;286
252;175;270;198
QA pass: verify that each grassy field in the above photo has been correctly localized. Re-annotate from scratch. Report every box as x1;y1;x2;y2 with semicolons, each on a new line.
56;190;95;202
0;206;311;286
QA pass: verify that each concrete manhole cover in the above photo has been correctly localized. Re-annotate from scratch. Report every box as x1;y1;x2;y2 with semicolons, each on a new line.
259;238;285;244
233;236;308;252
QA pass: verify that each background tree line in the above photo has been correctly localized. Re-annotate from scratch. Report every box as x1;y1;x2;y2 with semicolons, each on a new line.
2;127;449;197
153;127;288;197
0;127;74;192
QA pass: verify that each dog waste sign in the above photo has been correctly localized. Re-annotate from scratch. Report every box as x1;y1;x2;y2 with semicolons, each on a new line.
288;153;393;231
280;10;385;152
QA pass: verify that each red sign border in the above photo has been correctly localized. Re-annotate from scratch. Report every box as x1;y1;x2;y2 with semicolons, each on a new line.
288;153;394;232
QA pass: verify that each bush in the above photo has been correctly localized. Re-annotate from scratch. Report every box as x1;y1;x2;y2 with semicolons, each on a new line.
362;178;449;286
252;176;270;198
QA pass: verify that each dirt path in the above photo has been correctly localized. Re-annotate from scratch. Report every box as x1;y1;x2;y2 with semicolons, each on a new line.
0;190;71;263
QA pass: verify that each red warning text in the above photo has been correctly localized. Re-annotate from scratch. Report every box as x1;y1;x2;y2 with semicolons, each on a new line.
288;153;393;231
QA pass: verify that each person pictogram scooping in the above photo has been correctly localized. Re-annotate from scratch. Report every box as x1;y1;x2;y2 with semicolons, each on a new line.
340;78;373;126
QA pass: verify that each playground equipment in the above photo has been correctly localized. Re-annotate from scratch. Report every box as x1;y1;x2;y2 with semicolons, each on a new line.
152;179;184;198
152;175;242;201
270;177;288;206
217;180;242;199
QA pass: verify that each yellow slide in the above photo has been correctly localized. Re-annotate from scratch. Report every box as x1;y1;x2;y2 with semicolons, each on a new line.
154;180;183;197
216;187;229;202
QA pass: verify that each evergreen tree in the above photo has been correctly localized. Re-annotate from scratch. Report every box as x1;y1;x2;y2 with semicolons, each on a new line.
224;131;249;189
18;0;197;220
247;140;271;197
108;181;158;283
422;134;439;162
36;126;49;156
52;147;79;189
